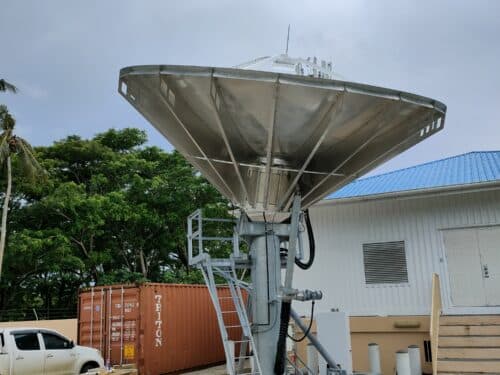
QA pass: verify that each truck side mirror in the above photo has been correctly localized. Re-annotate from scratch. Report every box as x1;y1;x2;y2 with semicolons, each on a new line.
70;340;75;348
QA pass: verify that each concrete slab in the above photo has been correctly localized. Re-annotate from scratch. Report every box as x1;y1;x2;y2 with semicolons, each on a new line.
183;364;228;374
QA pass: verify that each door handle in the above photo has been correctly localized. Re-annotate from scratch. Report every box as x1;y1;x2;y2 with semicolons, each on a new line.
47;353;54;358
15;355;24;360
483;264;490;278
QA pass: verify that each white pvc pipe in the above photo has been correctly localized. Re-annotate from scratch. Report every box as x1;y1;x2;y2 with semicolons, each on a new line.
368;343;381;374
307;343;319;374
226;340;235;375
408;345;422;375
396;350;411;375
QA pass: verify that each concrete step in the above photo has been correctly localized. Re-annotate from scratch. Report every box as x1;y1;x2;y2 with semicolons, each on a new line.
440;315;500;326
437;359;500;373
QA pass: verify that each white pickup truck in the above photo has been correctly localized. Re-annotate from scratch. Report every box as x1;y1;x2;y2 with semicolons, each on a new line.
0;327;104;374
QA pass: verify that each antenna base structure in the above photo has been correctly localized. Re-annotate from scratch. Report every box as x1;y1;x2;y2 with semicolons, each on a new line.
187;195;332;374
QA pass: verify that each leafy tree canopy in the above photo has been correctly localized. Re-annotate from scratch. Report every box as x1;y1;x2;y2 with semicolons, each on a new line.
0;128;229;315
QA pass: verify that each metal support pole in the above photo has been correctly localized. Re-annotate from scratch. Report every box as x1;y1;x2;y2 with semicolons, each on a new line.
251;231;282;374
283;195;302;297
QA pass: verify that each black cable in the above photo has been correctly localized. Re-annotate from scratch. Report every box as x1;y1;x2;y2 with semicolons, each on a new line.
274;210;316;372
282;209;316;270
274;301;291;375
287;301;315;342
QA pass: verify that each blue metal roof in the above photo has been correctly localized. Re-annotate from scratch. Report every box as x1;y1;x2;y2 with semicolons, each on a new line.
327;151;500;200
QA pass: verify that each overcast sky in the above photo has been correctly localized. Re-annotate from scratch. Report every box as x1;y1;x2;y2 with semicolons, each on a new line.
1;0;499;175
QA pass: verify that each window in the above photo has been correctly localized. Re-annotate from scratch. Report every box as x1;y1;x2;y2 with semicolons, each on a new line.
363;241;408;285
42;333;72;350
14;332;40;350
423;340;432;362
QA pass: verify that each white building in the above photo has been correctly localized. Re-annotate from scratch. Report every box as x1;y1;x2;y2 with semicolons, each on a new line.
296;151;500;316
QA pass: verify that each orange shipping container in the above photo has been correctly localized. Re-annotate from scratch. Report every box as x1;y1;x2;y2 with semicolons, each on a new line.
78;283;241;374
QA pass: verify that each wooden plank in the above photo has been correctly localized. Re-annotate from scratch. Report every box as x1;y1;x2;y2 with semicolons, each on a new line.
438;347;500;360
438;360;500;373
439;336;500;347
440;315;500;326
431;273;442;375
440;325;500;336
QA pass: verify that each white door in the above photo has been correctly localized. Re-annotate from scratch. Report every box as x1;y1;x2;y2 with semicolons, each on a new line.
443;228;486;306
12;331;45;375
41;332;76;375
477;227;500;306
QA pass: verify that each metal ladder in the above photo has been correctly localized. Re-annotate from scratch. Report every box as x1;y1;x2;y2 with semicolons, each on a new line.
199;255;263;375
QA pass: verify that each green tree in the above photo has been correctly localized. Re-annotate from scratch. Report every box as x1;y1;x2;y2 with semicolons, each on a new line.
0;106;44;277
0;79;17;93
0;128;229;313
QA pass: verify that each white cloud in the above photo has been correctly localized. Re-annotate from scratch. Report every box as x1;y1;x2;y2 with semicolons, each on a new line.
0;0;499;174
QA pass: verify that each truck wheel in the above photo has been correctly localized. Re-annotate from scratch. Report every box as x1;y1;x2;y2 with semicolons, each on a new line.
80;362;99;373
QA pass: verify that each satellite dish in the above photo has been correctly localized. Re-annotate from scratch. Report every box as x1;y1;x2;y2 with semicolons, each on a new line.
119;61;445;218
119;58;446;374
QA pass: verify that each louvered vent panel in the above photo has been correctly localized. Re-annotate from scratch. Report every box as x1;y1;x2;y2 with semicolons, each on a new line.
363;241;408;284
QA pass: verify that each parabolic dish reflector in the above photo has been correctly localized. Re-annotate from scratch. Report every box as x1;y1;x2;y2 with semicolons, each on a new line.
119;65;446;214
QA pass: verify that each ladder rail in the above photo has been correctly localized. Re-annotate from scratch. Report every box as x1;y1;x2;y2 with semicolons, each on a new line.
188;210;262;374
199;263;236;374
200;257;263;374
230;262;263;375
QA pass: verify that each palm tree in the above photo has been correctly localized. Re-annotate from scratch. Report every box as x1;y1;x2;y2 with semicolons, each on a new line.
0;105;44;277
0;79;17;93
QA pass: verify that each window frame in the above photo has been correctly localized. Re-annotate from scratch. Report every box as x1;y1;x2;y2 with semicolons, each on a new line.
12;331;42;351
41;332;73;350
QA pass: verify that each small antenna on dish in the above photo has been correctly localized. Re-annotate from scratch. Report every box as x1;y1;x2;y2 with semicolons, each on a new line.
285;24;291;55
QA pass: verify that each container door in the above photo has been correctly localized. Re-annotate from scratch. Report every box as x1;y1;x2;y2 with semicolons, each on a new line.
443;228;487;307
477;226;500;306
105;286;140;367
78;288;106;355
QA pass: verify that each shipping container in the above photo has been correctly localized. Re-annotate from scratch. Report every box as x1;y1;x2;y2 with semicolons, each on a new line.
78;283;242;374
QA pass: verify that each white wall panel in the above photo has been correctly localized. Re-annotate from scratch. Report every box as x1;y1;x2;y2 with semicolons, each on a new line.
293;188;500;316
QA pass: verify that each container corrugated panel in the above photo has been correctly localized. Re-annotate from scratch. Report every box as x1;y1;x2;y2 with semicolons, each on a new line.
78;283;240;374
108;286;140;366
79;287;107;353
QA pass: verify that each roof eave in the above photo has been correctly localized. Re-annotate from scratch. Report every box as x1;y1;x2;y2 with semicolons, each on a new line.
317;180;500;206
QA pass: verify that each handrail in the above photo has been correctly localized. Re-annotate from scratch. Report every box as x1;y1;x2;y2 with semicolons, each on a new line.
430;273;442;375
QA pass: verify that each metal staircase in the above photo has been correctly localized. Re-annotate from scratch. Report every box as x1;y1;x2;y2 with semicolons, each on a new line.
188;210;263;375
